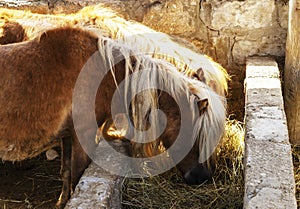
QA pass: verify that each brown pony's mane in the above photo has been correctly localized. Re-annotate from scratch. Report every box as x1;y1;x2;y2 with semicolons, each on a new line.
0;27;98;161
0;20;25;44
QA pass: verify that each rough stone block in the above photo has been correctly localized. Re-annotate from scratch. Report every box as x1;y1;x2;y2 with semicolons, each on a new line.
244;57;284;108
245;109;289;143
142;0;196;35
245;88;284;108
244;140;296;209
65;140;128;209
232;37;286;65
211;0;275;30
246;57;280;78
246;106;286;120
244;57;296;209
64;165;122;209
0;0;49;13
245;77;281;90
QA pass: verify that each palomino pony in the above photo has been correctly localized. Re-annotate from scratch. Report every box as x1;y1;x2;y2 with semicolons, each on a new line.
0;26;226;208
94;37;226;184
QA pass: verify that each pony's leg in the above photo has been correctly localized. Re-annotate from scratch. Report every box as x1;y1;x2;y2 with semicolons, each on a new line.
70;128;95;192
56;137;72;209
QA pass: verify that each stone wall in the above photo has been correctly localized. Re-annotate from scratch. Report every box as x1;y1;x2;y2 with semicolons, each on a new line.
138;0;289;119
0;0;289;119
59;0;289;119
284;0;300;144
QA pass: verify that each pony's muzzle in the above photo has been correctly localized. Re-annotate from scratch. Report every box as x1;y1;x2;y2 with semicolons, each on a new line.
183;164;213;185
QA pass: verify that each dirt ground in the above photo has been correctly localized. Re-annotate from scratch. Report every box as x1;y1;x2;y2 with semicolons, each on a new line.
0;148;61;209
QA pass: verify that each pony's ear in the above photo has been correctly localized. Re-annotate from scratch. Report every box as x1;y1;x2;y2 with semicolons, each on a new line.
197;98;208;116
194;67;206;82
38;31;48;43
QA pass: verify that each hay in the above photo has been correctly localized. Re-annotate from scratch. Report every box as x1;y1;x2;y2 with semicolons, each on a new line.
122;119;245;209
292;145;300;206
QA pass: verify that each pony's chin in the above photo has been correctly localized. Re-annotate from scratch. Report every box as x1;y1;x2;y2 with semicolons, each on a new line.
183;164;213;185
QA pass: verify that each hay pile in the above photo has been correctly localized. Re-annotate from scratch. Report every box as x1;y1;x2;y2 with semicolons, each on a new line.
122;119;245;209
292;145;300;206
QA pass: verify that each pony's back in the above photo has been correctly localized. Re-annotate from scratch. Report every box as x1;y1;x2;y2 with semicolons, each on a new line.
0;27;98;161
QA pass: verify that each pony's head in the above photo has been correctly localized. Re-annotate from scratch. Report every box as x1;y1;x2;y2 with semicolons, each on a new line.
97;37;226;184
156;80;226;184
123;65;226;184
173;97;215;185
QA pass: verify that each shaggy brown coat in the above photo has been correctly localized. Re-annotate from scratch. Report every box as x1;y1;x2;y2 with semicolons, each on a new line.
0;27;98;208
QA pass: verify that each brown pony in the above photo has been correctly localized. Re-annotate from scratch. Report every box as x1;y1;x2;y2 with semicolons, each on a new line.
0;27;98;208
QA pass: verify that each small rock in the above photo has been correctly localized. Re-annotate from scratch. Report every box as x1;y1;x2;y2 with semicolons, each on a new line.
46;149;59;160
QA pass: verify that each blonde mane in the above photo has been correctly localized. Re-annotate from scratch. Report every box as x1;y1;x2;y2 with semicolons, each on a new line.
74;5;229;96
97;36;226;164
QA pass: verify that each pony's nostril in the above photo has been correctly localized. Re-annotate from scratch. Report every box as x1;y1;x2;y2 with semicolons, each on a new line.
184;165;213;185
184;171;196;185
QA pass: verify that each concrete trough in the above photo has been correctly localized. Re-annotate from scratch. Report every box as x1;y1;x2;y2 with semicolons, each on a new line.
244;57;297;209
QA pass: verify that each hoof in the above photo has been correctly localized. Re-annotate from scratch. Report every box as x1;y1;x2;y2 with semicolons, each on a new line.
55;191;69;209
